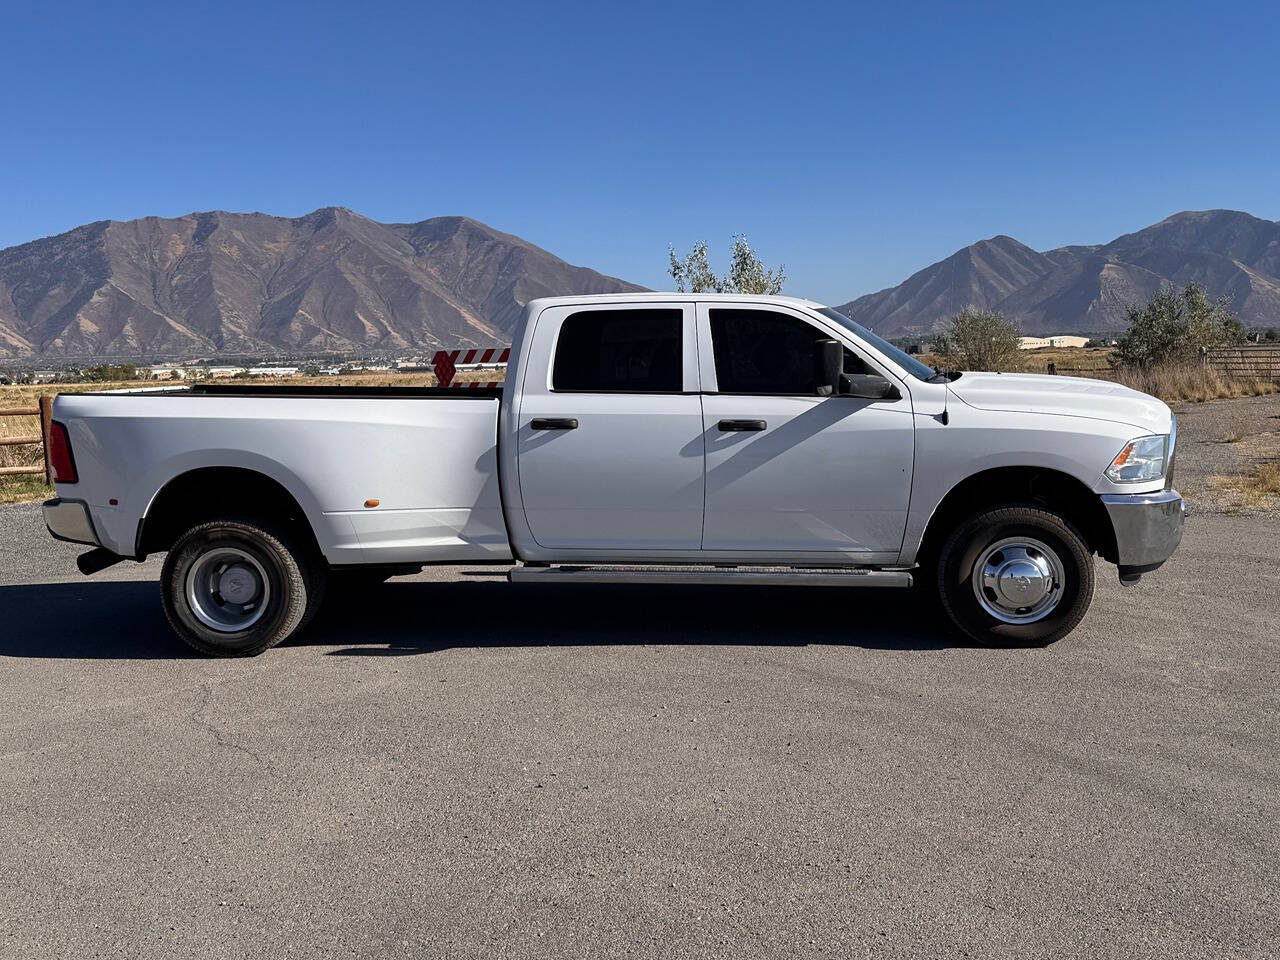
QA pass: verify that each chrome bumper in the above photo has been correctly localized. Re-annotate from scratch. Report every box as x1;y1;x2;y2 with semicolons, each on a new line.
1100;489;1185;571
43;498;101;546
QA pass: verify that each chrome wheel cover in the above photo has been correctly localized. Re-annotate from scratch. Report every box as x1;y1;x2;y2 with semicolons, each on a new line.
185;547;271;633
971;536;1065;624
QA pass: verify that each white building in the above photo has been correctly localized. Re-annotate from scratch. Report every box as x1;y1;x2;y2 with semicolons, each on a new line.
1018;335;1091;350
246;366;300;377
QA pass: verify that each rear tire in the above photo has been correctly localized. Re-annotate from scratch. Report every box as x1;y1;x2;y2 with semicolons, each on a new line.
161;518;314;657
936;504;1094;647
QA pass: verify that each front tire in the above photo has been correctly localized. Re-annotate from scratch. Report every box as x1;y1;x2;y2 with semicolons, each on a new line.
161;519;315;657
936;504;1094;647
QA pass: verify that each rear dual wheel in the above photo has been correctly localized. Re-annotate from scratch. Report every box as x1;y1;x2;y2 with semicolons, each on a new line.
161;518;324;657
935;505;1094;647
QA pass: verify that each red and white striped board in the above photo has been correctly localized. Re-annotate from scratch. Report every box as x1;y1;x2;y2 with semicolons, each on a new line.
432;347;510;387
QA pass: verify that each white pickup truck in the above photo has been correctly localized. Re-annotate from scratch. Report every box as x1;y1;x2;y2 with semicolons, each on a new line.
42;294;1183;655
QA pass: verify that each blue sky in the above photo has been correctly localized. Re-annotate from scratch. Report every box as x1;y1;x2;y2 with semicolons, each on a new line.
1;0;1277;303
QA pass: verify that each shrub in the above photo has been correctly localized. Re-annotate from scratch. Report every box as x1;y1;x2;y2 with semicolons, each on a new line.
1111;283;1245;368
932;308;1021;372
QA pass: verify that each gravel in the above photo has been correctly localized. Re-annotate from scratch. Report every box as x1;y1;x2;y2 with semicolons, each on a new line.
1171;393;1280;513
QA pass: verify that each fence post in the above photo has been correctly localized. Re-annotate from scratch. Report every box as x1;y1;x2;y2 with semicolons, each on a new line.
39;394;53;484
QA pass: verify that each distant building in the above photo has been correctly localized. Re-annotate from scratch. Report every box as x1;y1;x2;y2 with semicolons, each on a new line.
1018;336;1090;350
146;366;188;380
247;366;299;377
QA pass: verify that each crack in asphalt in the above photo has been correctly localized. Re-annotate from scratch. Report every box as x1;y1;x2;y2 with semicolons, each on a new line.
187;681;280;778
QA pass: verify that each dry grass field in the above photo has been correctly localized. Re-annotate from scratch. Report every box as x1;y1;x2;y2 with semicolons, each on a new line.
920;346;1280;404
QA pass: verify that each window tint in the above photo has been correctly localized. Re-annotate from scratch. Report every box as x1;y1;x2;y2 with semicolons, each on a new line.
710;309;866;394
552;309;684;392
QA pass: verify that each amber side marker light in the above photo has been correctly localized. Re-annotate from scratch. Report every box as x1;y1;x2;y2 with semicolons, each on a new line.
364;499;380;508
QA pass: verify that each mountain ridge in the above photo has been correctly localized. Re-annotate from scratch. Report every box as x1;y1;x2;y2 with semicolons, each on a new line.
4;207;1279;358
836;210;1280;337
0;208;644;358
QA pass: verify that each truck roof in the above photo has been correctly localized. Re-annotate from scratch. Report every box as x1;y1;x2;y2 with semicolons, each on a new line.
524;292;827;310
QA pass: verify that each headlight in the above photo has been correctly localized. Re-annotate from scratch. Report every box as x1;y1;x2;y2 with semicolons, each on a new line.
1106;434;1169;483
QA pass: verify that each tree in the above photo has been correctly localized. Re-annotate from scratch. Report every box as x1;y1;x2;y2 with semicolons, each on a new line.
1111;283;1245;368
668;241;719;293
668;236;784;295
932;307;1022;371
82;363;138;382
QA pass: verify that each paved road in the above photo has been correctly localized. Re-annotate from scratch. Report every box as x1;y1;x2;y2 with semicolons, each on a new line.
1;500;1277;959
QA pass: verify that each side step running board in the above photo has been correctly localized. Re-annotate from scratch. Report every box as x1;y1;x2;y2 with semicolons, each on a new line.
509;564;912;588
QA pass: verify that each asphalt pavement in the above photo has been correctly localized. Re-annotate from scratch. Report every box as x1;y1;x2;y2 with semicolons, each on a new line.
1;497;1277;959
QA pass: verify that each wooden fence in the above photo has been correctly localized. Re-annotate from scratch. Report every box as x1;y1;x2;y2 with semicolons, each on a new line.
0;396;53;481
1203;344;1280;381
1042;345;1280;382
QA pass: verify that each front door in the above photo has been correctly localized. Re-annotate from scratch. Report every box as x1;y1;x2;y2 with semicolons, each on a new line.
697;304;915;559
516;303;705;550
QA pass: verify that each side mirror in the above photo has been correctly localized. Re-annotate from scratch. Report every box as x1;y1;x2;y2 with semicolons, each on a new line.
841;374;901;400
815;339;842;396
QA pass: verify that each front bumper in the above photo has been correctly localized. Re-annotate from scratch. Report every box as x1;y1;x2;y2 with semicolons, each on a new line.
1100;489;1185;572
43;498;101;547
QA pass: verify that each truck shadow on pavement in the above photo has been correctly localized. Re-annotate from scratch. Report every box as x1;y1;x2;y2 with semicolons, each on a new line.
0;578;967;660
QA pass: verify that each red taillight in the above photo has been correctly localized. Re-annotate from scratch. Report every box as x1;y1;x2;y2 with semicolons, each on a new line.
48;420;78;484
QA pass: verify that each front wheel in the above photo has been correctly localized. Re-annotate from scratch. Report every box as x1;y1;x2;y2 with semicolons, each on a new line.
161;518;316;657
936;504;1094;647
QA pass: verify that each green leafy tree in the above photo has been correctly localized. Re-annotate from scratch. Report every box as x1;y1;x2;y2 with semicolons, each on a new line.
668;236;784;295
668;241;720;293
932;307;1022;371
1111;283;1245;368
82;364;138;382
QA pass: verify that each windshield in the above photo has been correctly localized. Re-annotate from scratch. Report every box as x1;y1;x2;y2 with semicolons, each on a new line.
817;306;938;382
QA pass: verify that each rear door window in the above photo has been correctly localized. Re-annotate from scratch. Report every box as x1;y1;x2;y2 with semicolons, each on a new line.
552;309;683;392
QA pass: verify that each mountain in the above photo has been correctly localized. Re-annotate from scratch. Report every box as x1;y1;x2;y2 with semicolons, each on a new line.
836;210;1280;337
0;208;644;358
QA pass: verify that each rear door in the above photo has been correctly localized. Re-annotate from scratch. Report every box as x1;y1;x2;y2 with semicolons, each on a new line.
515;302;705;550
697;303;915;560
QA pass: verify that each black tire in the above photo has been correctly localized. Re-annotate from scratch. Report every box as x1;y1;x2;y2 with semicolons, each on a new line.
161;518;315;657
936;504;1094;647
297;562;329;636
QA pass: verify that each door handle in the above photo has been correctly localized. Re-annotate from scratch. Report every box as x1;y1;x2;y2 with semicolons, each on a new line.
718;419;767;432
530;417;578;430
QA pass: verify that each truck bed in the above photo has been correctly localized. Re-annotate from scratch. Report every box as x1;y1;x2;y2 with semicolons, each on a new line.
52;387;511;566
